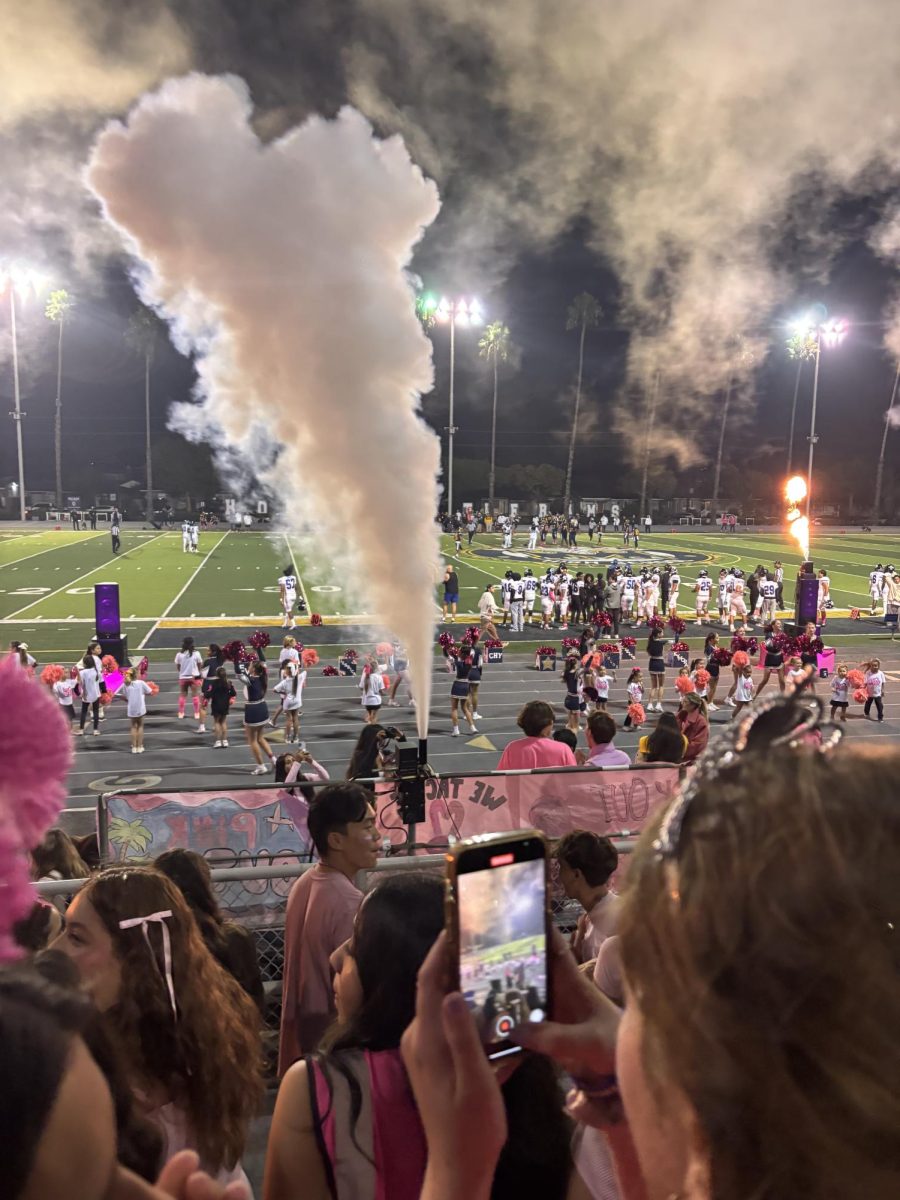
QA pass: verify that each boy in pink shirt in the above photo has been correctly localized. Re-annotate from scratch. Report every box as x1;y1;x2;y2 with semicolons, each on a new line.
497;700;577;770
278;782;381;1075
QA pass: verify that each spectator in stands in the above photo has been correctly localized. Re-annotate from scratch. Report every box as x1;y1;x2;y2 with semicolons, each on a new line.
31;828;90;912
275;751;329;855
345;723;388;783
267;873;577;1200
554;831;621;964
676;691;710;763
496;701;577;770
75;831;101;871
401;697;900;1200
13;899;63;953
635;711;687;763
592;933;624;1006
0;965;251;1199
582;710;630;767
552;727;578;754
279;783;381;1075
55;866;262;1187
154;849;266;1017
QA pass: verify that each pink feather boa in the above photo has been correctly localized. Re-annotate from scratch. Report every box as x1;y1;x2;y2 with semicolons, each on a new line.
0;655;73;960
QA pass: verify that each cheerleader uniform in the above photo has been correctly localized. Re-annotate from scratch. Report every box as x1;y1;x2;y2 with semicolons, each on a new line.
593;675;610;710
763;634;784;672
450;656;471;700
623;680;644;727
704;644;721;682
240;670;270;727
647;634;666;676
563;668;586;714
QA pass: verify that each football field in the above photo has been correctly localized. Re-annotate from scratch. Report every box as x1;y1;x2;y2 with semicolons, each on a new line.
1;524;898;658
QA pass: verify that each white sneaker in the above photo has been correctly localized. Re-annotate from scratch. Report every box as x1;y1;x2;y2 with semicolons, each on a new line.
467;724;477;734
136;746;145;754
471;712;481;720
93;729;101;737
178;712;185;719
450;727;460;737
251;764;270;775
707;703;718;711
214;739;222;748
222;739;229;747
726;696;736;707
198;724;206;732
131;746;139;754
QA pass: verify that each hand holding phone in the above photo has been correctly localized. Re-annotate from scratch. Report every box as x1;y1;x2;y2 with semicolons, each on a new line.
446;830;551;1060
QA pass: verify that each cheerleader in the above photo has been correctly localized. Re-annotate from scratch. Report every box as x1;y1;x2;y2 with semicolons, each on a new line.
732;664;755;718
273;660;306;744
799;621;819;694
645;625;668;713
359;657;386;724
562;653;586;733
279;635;301;667
756;620;786;697
465;635;483;720
702;631;721;711
667;568;681;617
862;657;886;722
237;656;276;773
623;668;644;728
387;643;415;707
77;653;103;735
52;673;78;729
198;642;225;733
207;665;236;747
10;641;37;673
688;658;708;700
593;664;610;711
829;664;850;723
122;667;152;754
174;636;203;725
581;658;598;712
786;656;808;692
449;645;477;737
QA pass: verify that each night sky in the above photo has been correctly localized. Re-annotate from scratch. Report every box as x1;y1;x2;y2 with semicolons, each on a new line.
2;1;900;509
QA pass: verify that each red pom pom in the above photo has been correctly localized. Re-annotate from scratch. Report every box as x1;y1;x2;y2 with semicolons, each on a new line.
621;637;637;651
668;616;686;636
713;647;733;665
137;656;149;677
627;702;646;725
223;640;245;663
675;676;695;694
846;669;865;689
732;650;750;668
301;648;319;668
311;613;322;626
101;654;117;673
147;681;160;695
322;665;339;676
853;688;867;704
693;668;711;689
249;630;271;651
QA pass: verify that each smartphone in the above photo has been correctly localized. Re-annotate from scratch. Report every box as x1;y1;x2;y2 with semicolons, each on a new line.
446;829;551;1061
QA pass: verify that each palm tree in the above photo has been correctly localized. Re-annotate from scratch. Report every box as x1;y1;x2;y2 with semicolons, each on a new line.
564;293;602;514
45;289;74;508
712;338;756;506
107;815;153;861
125;310;159;524
785;331;818;475
873;361;900;520
478;322;511;511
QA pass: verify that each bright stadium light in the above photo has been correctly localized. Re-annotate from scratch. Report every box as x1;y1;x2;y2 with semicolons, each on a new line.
1;263;49;520
424;296;488;512
788;310;849;516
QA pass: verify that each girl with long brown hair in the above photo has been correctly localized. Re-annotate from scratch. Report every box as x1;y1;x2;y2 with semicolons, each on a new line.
55;866;263;1185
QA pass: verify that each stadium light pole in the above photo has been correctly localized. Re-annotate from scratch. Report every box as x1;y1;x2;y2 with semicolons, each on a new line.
1;265;46;521
427;295;483;515
791;314;848;518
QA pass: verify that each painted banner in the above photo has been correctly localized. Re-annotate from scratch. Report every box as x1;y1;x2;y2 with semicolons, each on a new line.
377;766;681;852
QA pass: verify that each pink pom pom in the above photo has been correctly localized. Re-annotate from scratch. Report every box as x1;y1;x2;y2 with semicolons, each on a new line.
628;702;646;725
675;676;695;694
101;654;117;673
376;642;393;657
732;651;750;668
301;648;319;668
693;668;711;689
147;681;160;695
40;664;65;686
846;669;865;689
853;688;867;704
0;655;72;961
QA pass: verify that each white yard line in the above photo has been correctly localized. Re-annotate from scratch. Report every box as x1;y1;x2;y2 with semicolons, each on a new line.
0;532;105;570
137;532;229;649
5;533;169;620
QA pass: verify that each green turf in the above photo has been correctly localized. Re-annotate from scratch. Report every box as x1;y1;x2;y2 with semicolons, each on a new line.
2;526;898;658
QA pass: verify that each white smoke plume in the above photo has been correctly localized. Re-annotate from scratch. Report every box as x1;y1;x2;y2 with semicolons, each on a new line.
87;73;442;734
348;0;900;464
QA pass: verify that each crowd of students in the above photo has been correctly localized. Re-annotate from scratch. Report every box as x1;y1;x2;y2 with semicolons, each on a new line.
7;684;899;1200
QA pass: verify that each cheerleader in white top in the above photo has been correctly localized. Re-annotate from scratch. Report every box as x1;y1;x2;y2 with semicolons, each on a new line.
731;664;755;718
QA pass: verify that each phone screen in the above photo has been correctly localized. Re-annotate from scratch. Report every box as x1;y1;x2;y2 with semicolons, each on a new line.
457;849;549;1052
